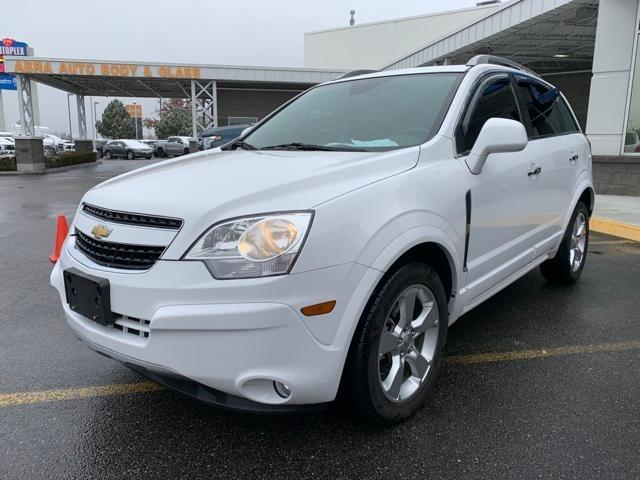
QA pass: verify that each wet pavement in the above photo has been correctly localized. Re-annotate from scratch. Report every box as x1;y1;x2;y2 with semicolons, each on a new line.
1;160;639;479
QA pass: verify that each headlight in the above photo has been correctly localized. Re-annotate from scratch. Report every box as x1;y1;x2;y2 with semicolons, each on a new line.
184;212;313;279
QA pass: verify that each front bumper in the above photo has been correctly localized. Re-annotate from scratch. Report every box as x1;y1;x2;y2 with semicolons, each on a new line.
51;238;379;406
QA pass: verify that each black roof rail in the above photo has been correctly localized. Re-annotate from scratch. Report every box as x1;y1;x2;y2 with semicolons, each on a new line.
466;55;537;76
335;69;378;80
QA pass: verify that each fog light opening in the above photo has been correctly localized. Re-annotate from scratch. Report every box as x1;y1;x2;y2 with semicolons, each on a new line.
273;381;291;399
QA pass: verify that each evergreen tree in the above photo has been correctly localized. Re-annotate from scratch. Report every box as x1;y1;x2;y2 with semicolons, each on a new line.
96;100;136;139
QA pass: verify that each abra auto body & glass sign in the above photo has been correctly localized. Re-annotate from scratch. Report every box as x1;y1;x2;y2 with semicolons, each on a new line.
12;59;202;79
0;38;28;90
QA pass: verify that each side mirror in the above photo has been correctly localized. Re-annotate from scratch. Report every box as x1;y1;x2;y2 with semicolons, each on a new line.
241;126;254;137
465;118;528;174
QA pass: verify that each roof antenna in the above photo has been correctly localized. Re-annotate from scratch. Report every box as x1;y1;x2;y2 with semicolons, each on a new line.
349;10;356;26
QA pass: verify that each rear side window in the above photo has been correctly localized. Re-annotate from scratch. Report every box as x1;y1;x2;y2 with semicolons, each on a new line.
458;77;520;154
514;78;579;138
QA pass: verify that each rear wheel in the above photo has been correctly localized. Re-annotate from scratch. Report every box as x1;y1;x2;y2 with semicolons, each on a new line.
183;147;190;155
342;263;448;424
126;150;134;160
540;202;589;284
157;148;165;158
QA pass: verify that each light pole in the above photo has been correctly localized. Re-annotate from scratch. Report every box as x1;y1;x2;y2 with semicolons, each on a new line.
133;101;139;139
93;101;99;139
66;93;73;139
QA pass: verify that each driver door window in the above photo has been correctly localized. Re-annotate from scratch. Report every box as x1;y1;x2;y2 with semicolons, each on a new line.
457;76;521;154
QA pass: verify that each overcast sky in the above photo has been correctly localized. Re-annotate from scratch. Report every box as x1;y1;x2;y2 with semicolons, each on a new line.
2;0;479;136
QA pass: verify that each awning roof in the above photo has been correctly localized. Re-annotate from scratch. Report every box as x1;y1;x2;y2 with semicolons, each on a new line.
3;57;345;97
384;0;598;74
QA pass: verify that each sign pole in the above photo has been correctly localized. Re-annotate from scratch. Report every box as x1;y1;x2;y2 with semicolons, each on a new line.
0;90;5;131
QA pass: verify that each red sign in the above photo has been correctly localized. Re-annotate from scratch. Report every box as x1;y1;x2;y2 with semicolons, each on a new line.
2;38;12;48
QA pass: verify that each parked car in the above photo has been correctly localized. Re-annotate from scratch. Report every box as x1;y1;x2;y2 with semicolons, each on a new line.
42;134;67;152
0;131;15;142
164;136;193;156
198;125;251;150
94;140;106;158
51;56;593;423
624;130;640;153
103;139;153;160
153;140;168;157
61;142;75;152
0;137;15;156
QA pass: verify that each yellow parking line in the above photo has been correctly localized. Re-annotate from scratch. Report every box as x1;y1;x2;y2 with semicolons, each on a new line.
0;381;163;408
445;340;640;366
2;340;640;408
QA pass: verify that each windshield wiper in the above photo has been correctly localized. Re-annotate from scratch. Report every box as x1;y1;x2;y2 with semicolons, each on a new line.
224;140;257;151
260;142;366;152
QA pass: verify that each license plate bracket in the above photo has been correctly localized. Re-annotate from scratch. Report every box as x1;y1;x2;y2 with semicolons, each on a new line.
63;268;113;326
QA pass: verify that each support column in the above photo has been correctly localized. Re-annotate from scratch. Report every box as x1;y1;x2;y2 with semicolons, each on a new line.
16;74;35;136
0;90;5;131
190;80;198;138
76;95;87;139
585;0;639;155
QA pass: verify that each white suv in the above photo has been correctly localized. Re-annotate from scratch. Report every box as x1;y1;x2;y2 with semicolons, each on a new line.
51;56;593;423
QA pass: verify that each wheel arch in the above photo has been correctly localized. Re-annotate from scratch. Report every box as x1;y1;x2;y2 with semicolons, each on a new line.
579;186;595;216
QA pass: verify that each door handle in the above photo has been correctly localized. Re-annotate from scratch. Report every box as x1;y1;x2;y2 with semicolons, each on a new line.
569;154;579;165
527;166;542;177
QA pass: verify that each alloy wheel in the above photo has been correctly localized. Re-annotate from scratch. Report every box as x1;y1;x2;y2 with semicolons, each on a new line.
569;212;587;272
377;284;440;403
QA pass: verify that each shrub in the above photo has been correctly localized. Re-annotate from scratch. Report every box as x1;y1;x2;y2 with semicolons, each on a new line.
0;156;16;171
45;151;97;169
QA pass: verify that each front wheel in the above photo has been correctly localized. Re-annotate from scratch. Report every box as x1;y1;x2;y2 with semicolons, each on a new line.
342;263;448;424
126;150;134;160
540;201;589;284
104;150;112;160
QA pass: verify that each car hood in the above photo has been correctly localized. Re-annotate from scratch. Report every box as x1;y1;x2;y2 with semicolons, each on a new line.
82;147;419;248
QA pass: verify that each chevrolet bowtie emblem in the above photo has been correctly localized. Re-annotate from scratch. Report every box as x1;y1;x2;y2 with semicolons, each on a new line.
91;224;112;240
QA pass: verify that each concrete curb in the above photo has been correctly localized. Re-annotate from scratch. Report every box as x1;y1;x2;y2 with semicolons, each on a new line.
0;160;102;176
591;217;640;242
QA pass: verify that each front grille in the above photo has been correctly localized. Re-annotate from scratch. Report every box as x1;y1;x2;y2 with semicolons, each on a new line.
82;203;182;230
74;228;165;270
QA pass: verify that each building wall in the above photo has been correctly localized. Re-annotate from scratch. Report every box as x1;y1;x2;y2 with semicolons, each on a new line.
586;0;639;156
304;4;501;70
593;157;640;196
216;89;300;126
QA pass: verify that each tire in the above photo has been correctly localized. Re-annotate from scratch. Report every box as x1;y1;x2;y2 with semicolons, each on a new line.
126;150;134;160
342;263;448;424
183;148;190;155
157;148;165;158
540;202;589;284
104;150;112;160
145;155;152;160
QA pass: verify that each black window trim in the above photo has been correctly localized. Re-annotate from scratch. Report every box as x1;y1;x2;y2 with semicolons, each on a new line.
454;71;523;158
511;73;581;141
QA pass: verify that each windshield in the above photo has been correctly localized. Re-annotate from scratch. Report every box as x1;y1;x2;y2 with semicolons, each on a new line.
243;73;462;151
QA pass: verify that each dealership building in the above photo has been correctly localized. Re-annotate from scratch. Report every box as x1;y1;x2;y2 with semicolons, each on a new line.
4;0;640;195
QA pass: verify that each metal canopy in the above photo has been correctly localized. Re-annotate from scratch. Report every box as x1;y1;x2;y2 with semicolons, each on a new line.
3;57;343;97
384;0;598;74
4;57;343;137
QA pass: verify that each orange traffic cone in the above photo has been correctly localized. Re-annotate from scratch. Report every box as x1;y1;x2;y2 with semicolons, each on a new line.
49;215;69;263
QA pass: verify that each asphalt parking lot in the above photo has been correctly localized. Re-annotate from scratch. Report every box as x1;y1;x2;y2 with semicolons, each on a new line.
1;160;639;480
